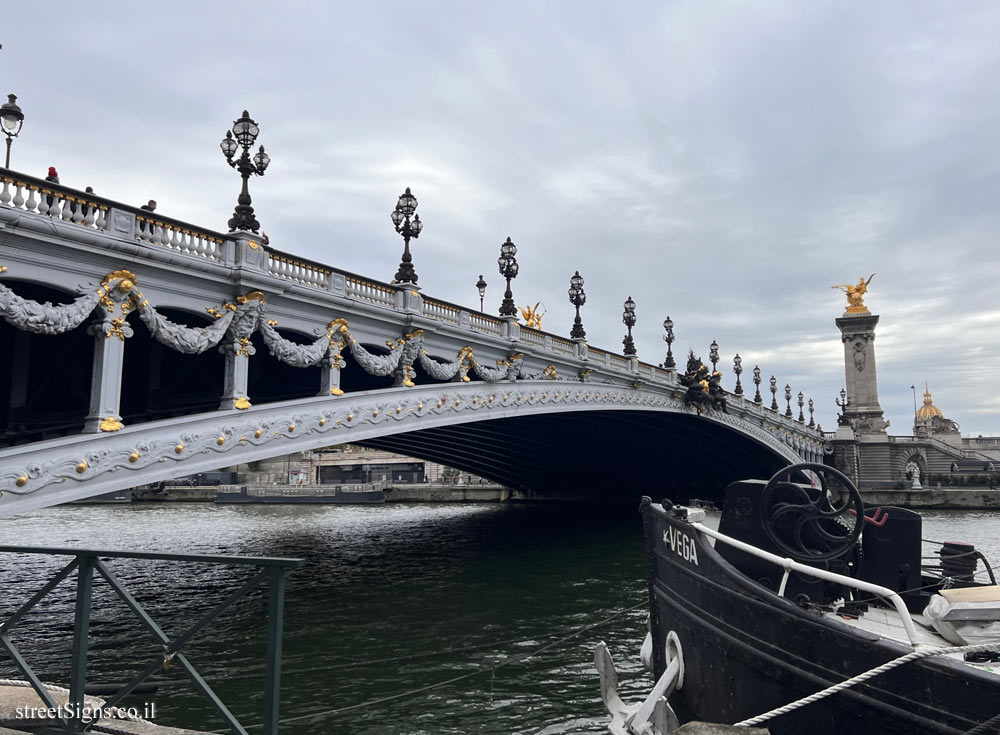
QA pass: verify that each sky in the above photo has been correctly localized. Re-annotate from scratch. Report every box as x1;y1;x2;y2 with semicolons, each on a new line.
3;1;1000;435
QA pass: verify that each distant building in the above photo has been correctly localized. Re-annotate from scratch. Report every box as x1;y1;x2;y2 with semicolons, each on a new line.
831;299;999;488
913;384;961;442
236;444;498;488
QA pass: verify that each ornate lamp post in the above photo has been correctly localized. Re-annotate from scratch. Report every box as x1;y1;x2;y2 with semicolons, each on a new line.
622;296;637;355
753;366;762;404
808;398;815;428
475;275;487;312
733;354;743;396
836;388;851;422
709;340;719;374
662;317;676;369
220;110;269;234
784;384;793;418
391;187;423;284
568;271;586;339
769;376;778;410
497;237;519;316
797;391;805;422
1;94;24;169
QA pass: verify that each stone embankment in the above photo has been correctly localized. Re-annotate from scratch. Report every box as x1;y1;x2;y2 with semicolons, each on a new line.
860;487;1000;509
131;483;514;503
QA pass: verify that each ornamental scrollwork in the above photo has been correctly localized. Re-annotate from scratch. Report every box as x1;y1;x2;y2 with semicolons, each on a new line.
219;294;265;358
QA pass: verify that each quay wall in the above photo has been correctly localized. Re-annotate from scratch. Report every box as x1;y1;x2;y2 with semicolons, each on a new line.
133;484;514;503
860;487;1000;510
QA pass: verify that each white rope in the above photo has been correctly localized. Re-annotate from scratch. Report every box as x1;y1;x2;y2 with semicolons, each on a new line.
735;641;1000;727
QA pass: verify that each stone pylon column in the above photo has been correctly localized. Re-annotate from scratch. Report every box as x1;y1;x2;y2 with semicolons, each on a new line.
835;311;888;434
83;271;139;433
219;292;265;410
317;318;347;397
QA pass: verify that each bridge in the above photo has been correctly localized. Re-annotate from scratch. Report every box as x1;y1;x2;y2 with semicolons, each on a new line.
0;167;826;516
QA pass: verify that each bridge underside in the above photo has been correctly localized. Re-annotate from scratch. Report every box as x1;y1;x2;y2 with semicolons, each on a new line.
360;409;788;501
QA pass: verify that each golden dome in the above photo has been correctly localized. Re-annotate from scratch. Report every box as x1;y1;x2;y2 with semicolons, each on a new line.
916;385;943;420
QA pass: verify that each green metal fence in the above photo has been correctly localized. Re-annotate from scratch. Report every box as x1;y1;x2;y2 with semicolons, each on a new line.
0;545;304;734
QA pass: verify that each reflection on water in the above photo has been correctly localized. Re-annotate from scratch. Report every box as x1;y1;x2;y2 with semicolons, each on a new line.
1;504;998;734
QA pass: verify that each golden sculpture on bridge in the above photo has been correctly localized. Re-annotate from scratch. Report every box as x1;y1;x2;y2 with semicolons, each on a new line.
519;301;547;329
832;274;875;314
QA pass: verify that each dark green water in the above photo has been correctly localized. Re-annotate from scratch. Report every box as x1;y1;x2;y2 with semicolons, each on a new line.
1;504;996;734
0;503;653;734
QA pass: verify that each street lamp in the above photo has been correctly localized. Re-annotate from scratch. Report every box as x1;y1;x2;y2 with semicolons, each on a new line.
836;388;851;417
709;340;719;374
797;391;805;422
391;187;423;284
753;366;762;404
622;296;637;355
769;376;778;410
733;354;743;396
784;384;793;418
1;94;25;169
220;110;269;234
568;271;586;339
808;398;815;428
497;237;519;316
476;275;487;312
662;317;676;369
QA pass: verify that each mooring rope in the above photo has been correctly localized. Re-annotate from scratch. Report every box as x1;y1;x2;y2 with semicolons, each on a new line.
734;641;1000;728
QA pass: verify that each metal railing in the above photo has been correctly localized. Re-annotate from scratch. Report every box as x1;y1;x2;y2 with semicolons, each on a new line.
0;545;304;734
688;522;919;646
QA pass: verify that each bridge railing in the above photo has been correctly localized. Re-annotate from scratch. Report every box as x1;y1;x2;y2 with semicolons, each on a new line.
0;544;303;735
266;250;332;290
0;168;228;263
0;166;826;448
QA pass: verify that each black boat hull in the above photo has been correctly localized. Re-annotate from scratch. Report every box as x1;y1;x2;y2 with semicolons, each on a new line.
642;501;1000;734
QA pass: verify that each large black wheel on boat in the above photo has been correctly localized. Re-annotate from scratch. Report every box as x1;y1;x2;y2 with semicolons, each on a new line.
760;463;864;562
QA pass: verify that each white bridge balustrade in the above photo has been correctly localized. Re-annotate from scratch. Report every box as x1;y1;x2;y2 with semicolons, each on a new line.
267;251;331;289
344;275;396;306
0;165;829;514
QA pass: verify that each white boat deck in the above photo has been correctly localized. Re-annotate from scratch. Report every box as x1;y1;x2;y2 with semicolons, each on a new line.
822;600;1000;675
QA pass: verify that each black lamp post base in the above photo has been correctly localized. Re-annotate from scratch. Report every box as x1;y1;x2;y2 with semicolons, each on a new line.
394;263;418;284
228;205;260;234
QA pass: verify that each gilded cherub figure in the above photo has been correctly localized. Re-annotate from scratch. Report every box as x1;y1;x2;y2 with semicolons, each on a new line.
832;274;875;313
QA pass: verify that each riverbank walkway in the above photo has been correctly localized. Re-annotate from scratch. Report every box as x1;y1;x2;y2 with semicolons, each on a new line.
0;682;212;734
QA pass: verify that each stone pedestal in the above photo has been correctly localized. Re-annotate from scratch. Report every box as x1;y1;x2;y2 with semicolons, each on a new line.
393;282;423;314
836;312;888;434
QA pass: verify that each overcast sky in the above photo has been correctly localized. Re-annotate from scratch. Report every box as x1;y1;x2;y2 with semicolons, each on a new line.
4;2;1000;436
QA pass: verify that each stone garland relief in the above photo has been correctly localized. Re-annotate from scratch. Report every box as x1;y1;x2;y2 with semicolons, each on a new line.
0;266;565;393
0;266;103;335
0;266;813;500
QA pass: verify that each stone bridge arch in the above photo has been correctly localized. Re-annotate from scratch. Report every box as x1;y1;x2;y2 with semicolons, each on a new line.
0;381;808;515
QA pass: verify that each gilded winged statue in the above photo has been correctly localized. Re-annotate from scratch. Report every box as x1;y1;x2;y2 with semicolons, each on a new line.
832;274;875;313
519;301;547;329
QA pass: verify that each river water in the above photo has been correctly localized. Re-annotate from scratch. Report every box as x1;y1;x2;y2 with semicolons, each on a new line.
0;503;998;735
